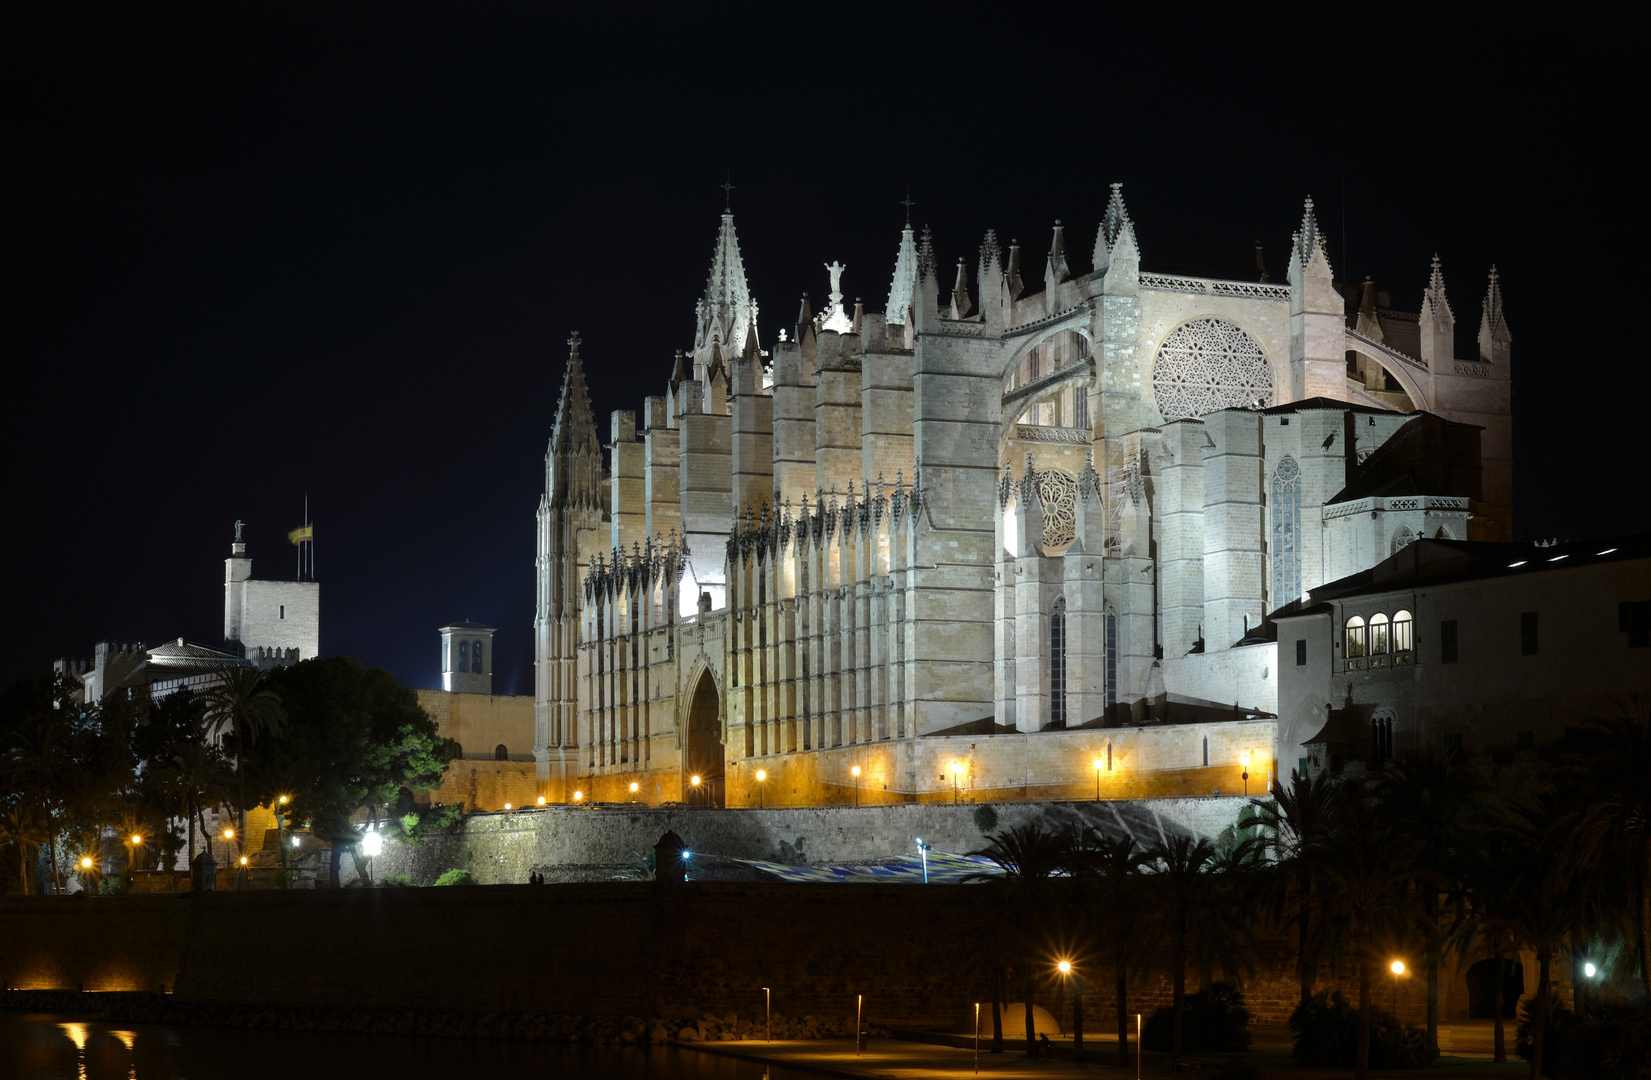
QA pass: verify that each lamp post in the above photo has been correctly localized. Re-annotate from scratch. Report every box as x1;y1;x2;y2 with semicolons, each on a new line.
1390;959;1405;1016
275;795;289;882
1092;757;1104;802
629;781;640;803
1057;959;1082;1054
690;774;701;806
1241;751;1251;795
763;986;771;1042
573;789;584;803
851;764;861;808
916;837;928;883
950;760;964;804
755;769;767;808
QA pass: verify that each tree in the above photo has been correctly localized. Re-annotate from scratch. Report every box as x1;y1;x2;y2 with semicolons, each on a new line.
1451;825;1522;1063
1252;768;1341;1006
1141;833;1256;1065
1503;796;1588;1080
1375;753;1487;1056
0;802;48;895
253;658;449;887
1082;831;1151;1067
203;665;287;854
1555;718;1651;1002
1312;785;1425;1080
968;822;1070;1059
167;740;233;870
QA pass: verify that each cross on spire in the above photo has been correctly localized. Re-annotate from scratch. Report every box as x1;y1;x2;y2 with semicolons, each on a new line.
721;171;734;211
900;188;916;225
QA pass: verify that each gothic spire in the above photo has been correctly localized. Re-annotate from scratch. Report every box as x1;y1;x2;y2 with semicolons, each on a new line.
885;222;919;326
1006;238;1024;299
1045;220;1069;286
1478;265;1512;360
695;210;756;356
916;225;937;282
1094;182;1137;272
1423;254;1452;322
547;331;602;511
951;257;973;319
1289;196;1332;278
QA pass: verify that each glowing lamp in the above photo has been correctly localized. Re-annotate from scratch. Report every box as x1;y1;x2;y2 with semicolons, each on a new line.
278;795;289;805
629;781;640;794
80;856;93;869
223;828;234;840
1584;962;1598;978
1057;960;1072;974
1390;960;1405;975
573;790;584;802
503;802;513;810
130;834;143;846
1241;751;1252;768
291;836;301;848
239;856;248;866
1093;757;1104;771
691;774;701;786
537;796;547;806
851;765;861;777
360;829;383;857
755;770;767;782
951;761;964;776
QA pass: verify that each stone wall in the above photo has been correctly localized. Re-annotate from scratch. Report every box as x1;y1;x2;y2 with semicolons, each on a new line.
346;797;1253;887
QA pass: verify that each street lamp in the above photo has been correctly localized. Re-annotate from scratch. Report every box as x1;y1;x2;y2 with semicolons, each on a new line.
537;796;547;807
1093;757;1104;801
851;764;861;808
1390;959;1405;1015
1057;959;1082;1054
1584;962;1598;979
916;837;928;884
1241;751;1252;795
629;781;640;802
690;774;701;806
755;769;767;808
950;760;964;804
573;790;584;803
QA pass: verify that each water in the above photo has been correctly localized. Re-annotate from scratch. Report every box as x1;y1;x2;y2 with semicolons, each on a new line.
0;1013;809;1080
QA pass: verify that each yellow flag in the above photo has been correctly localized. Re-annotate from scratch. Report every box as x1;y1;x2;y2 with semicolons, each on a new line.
287;525;313;545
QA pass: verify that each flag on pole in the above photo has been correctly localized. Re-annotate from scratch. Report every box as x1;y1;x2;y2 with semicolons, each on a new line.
288;525;314;545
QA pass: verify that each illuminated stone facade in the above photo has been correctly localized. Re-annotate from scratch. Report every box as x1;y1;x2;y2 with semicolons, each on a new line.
534;188;1515;805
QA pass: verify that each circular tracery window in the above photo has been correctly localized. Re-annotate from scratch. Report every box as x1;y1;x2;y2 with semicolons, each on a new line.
1035;469;1078;554
1151;318;1274;420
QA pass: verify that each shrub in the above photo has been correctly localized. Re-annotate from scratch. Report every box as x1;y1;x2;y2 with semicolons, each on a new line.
432;869;476;886
973;805;999;834
1516;997;1651;1080
393;802;465;845
98;876;127;895
619;850;656;881
1143;983;1252;1053
380;874;414;887
1289;991;1434;1069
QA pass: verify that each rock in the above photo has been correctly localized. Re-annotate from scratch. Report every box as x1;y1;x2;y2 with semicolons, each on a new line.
649;1024;670;1043
678;1027;699;1041
723;1011;738;1027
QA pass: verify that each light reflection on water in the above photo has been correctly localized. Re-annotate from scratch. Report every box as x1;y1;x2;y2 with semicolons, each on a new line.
2;1013;799;1080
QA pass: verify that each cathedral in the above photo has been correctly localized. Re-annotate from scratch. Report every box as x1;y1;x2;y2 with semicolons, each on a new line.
532;186;1513;808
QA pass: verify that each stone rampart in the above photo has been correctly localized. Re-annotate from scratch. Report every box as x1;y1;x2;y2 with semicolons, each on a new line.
353;797;1253;886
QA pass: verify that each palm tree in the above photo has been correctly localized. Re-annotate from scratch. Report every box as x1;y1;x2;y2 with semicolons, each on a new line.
8;714;74;894
1375;753;1486;1056
1251;768;1340;1006
0;802;49;895
1085;831;1150;1066
1312;785;1424;1080
1555;717;1651;1001
1503;796;1588;1080
169;741;231;872
1141;833;1255;1065
969;822;1070;1058
1450;825;1522;1064
203;666;286;855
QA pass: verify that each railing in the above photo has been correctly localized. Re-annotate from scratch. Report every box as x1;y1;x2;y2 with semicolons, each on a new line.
1137;273;1290;300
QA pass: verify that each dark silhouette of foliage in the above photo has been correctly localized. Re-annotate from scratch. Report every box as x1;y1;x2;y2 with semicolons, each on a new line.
1143;982;1252;1053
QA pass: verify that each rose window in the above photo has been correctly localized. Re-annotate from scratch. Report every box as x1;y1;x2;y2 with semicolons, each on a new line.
1151;318;1274;420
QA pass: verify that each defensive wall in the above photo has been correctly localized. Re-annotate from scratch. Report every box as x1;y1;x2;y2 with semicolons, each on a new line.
0;881;1551;1031
350;797;1254;885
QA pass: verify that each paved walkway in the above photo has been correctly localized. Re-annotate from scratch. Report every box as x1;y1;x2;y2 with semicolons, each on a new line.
682;1031;1532;1079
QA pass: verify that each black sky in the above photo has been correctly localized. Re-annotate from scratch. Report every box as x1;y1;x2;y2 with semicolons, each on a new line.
4;3;1647;693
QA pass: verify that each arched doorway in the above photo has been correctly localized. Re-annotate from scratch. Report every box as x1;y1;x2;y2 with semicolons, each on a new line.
685;670;724;807
1465;956;1524;1018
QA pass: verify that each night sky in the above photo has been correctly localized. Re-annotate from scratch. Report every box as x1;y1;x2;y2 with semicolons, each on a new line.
5;5;1645;694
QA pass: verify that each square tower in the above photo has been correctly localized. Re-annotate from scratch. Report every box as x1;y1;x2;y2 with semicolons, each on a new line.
440;621;495;694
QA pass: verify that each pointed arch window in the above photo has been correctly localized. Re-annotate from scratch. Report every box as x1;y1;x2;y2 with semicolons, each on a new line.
471;639;484;673
1103;603;1118;716
457;639;470;673
1050;597;1068;730
1272;457;1302;605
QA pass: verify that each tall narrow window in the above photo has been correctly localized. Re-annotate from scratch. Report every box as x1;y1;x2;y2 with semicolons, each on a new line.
1370;612;1390;654
1520;611;1539;656
1271;458;1301;605
472;640;484;673
1103;604;1118;715
1295;639;1307;666
1440;619;1459;663
1073;388;1090;432
279;604;286;620
1392;610;1413;653
458;639;470;672
1049;597;1068;729
1344;615;1367;658
1202;736;1209;767
494;744;509;761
